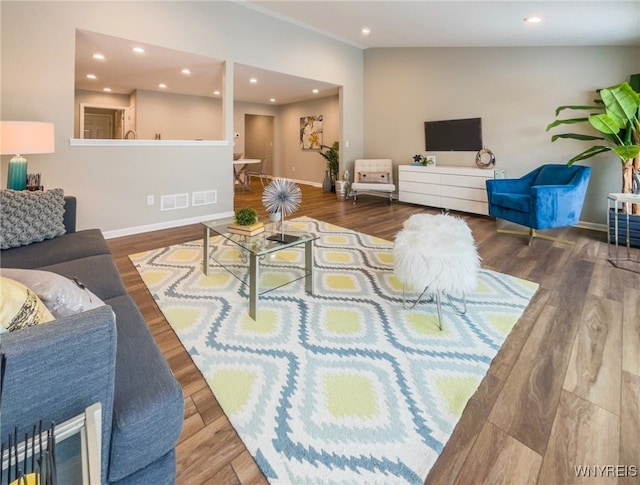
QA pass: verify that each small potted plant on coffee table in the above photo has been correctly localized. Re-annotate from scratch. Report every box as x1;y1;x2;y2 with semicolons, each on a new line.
227;208;264;235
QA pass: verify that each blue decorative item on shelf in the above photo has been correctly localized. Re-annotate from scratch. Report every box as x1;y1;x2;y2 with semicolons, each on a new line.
6;156;27;190
1;121;55;190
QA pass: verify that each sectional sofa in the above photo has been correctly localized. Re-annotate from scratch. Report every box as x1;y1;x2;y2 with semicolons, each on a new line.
0;189;184;484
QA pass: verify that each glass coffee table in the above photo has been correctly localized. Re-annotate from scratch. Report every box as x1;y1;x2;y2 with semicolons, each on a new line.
202;219;319;319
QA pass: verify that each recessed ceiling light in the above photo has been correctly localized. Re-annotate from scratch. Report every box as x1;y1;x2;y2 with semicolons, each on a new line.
213;90;221;96
103;88;111;92
524;16;542;23
86;74;97;80
181;68;191;75
132;46;145;54
92;53;105;60
270;98;276;103
312;89;319;94
158;83;167;89
361;27;371;36
249;78;258;84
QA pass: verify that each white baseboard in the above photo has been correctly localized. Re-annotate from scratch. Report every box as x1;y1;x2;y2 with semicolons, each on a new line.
281;177;322;188
102;179;324;240
102;211;235;239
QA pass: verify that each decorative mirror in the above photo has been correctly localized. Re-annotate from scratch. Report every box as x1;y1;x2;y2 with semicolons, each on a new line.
475;147;495;169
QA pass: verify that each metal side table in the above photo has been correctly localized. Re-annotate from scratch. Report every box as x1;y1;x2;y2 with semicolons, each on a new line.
607;193;640;273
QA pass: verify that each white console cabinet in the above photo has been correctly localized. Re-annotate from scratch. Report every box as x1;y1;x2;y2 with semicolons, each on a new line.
398;165;505;216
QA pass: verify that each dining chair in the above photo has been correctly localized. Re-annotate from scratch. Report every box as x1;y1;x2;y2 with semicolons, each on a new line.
245;159;268;188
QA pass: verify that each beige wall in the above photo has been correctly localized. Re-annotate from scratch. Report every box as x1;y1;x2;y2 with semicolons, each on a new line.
1;1;364;234
233;101;280;173
135;89;223;140
279;95;340;185
364;47;640;225
233;95;340;185
245;114;274;175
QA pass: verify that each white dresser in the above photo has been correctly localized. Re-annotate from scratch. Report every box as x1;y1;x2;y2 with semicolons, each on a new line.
398;165;505;216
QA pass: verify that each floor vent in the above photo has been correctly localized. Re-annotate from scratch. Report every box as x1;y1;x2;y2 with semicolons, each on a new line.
192;190;217;206
160;193;189;211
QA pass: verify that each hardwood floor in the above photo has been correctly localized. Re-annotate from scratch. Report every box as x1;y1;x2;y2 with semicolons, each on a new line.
108;181;640;485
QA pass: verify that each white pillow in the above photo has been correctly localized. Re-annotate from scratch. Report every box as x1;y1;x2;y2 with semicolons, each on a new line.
1;269;105;318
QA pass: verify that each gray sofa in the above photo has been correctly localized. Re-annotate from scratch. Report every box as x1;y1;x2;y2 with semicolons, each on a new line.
0;195;184;484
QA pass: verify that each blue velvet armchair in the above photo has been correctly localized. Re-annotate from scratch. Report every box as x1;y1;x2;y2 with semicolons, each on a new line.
486;164;591;245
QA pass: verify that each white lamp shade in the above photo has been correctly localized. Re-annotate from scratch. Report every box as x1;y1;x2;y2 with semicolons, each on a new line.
0;121;55;155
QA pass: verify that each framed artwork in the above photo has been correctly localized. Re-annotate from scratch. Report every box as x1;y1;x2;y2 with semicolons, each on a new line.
426;155;437;166
300;115;323;150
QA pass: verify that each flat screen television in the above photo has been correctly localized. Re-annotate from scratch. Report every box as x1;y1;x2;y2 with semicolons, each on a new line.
424;117;482;151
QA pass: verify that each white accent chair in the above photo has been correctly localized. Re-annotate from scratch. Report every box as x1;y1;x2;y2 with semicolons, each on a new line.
350;159;396;205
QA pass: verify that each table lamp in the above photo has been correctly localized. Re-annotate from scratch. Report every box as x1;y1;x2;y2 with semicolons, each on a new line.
0;121;55;190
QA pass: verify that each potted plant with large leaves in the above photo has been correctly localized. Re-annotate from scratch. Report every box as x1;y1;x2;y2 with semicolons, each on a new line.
318;141;339;192
546;81;640;198
547;80;640;247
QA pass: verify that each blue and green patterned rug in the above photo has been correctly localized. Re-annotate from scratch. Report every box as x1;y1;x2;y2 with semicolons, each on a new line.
130;217;538;484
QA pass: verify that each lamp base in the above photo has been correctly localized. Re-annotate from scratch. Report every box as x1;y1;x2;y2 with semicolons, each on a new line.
7;155;27;190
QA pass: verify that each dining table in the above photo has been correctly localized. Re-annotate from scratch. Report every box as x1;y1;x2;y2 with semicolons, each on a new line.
233;158;262;191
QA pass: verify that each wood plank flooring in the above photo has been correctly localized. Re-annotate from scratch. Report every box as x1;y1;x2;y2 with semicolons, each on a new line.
107;181;640;485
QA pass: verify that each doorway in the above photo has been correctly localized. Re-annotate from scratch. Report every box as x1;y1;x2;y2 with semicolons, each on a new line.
245;114;274;176
79;104;129;139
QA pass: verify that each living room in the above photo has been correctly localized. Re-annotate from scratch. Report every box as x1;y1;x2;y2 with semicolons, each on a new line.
2;1;638;234
2;1;640;484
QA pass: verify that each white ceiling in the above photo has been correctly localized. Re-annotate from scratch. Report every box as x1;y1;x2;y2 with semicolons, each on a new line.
75;30;339;106
75;1;640;106
248;0;640;48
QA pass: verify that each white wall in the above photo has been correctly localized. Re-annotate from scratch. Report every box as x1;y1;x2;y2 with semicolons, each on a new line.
1;1;364;234
364;47;640;225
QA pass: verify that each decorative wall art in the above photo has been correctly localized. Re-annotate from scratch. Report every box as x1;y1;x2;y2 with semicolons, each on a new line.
300;115;323;150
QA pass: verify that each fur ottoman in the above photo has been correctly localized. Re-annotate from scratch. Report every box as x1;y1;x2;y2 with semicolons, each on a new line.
393;213;480;329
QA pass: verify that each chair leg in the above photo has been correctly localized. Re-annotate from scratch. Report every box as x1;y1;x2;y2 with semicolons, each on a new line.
434;292;443;331
402;284;433;310
446;293;468;316
352;192;357;204
497;227;575;246
402;285;469;332
402;284;442;331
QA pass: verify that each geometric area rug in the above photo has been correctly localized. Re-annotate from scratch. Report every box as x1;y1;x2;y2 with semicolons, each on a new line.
129;217;538;484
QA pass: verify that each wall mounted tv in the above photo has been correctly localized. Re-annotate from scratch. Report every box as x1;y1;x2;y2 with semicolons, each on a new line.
424;117;482;151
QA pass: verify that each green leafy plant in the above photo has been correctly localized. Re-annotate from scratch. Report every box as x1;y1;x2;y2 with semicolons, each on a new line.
319;141;339;182
546;81;640;193
234;207;258;226
413;154;434;166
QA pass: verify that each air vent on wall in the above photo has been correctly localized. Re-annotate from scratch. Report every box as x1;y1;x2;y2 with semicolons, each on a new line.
192;190;217;206
160;193;189;211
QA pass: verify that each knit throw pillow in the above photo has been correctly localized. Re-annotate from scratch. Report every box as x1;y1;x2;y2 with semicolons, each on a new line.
0;188;66;250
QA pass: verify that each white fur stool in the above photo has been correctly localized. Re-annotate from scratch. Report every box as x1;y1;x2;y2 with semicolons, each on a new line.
393;213;480;330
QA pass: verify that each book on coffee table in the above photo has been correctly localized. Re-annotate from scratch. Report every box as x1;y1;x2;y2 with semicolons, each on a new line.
227;222;265;236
